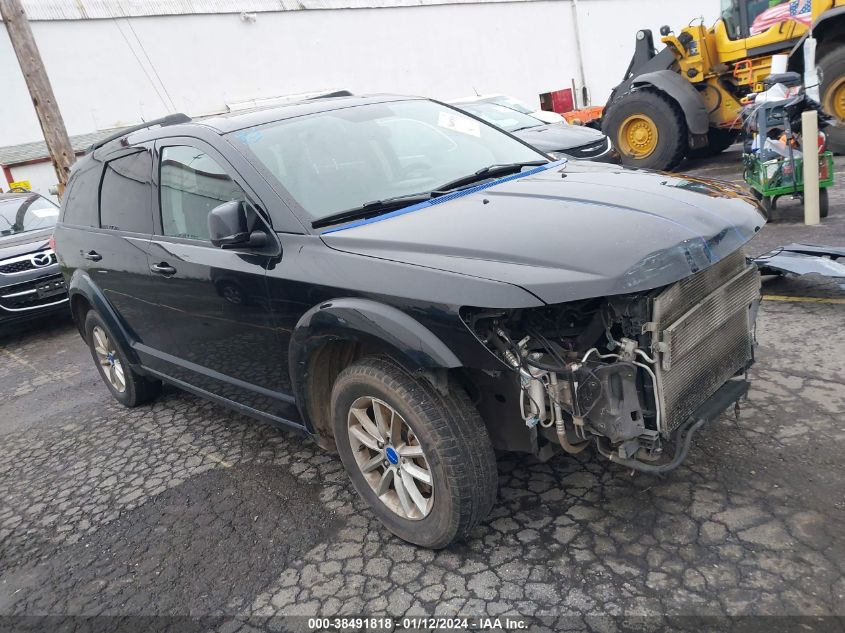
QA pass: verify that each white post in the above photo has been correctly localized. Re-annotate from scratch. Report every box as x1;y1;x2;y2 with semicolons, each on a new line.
802;109;820;225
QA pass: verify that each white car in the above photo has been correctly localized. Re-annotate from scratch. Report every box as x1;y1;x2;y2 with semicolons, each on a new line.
450;94;565;124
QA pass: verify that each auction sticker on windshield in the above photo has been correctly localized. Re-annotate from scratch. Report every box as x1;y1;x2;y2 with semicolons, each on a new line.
438;111;481;137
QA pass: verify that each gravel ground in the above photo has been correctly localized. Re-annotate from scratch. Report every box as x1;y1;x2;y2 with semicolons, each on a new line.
0;151;844;632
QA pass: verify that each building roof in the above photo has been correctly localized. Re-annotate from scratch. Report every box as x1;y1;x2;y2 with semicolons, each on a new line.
0;128;127;166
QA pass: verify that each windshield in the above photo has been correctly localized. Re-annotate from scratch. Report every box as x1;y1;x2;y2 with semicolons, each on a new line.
720;0;742;39
229;99;546;222
0;195;59;237
720;0;775;39
487;96;535;115
454;101;544;133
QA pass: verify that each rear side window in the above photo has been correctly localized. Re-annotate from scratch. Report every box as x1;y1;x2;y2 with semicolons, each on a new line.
61;161;101;227
159;146;245;241
99;151;154;233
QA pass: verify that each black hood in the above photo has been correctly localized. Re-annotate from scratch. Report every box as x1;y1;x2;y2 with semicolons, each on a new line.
321;161;766;305
513;123;607;152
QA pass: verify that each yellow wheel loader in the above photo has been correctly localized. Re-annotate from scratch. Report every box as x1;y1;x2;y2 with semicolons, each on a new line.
602;0;845;170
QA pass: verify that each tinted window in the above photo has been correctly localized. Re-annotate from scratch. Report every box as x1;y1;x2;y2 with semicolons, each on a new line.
0;194;59;236
62;161;101;227
99;151;153;233
159;146;245;241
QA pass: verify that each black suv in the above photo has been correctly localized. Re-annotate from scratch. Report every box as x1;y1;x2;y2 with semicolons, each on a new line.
55;95;765;548
0;191;67;328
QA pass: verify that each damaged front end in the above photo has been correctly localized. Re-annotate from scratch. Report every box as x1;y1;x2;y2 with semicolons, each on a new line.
464;250;762;473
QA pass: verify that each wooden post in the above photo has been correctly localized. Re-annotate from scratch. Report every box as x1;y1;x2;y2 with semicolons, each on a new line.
802;110;820;225
0;0;75;198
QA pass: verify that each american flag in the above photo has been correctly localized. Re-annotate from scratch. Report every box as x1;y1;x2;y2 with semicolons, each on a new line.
750;0;813;35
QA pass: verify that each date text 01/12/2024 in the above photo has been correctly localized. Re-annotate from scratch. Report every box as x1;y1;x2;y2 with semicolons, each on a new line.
307;616;530;630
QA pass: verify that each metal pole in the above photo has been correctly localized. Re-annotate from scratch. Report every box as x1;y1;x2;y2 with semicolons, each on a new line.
570;0;588;108
0;0;75;198
802;109;820;225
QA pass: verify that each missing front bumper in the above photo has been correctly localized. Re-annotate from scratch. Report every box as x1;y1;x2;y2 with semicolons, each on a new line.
598;378;750;474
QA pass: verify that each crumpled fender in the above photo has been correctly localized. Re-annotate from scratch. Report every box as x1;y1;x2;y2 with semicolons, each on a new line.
633;70;710;135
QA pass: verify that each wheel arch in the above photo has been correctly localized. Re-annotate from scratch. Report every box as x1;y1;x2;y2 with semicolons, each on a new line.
66;270;141;366
629;70;710;136
289;298;462;448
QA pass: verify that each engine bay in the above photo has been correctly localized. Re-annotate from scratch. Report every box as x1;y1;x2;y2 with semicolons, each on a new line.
462;253;760;473
464;295;665;464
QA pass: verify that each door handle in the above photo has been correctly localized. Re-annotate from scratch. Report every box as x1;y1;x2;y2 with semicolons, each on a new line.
83;250;102;262
150;262;177;276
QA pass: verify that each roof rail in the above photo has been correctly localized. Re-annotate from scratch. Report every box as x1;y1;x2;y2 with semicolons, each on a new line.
308;90;353;99
88;113;191;152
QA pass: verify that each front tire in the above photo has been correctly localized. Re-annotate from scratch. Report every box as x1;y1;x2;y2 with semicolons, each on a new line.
84;310;161;407
331;356;497;549
603;89;688;171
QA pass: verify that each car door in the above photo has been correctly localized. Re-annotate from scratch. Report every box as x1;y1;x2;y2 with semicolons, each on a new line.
64;145;172;373
146;138;296;419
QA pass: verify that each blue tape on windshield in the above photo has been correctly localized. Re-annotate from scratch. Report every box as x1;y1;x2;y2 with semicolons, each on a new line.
320;159;566;234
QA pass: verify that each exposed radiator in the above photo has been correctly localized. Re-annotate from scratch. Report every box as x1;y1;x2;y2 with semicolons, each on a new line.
650;250;760;435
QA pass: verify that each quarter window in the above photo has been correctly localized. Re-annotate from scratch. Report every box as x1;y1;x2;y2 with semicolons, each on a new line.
159;146;246;241
62;162;101;227
99;151;154;233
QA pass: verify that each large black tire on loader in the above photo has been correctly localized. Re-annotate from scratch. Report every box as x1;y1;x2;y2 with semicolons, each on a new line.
602;88;688;171
686;127;739;159
819;45;845;155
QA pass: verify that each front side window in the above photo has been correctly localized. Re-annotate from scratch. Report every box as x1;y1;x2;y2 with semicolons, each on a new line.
99;151;153;233
159;146;246;241
229;99;545;222
0;194;59;236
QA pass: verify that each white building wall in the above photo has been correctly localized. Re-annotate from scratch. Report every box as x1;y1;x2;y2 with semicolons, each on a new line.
6;161;60;201
577;0;720;107
1;0;720;191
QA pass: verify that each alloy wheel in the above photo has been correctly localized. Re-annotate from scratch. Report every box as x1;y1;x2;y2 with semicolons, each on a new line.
92;325;126;393
347;396;433;520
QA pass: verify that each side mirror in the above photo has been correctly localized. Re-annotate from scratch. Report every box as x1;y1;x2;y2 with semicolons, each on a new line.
208;200;268;249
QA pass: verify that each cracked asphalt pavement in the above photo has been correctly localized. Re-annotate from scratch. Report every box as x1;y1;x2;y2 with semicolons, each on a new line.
1;151;844;631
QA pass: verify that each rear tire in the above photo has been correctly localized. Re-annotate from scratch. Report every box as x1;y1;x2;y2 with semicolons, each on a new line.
331;356;497;549
819;46;845;154
84;310;161;407
820;188;830;218
603;88;688;171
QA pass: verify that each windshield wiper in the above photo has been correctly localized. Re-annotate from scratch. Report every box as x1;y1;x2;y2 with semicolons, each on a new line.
312;192;434;229
432;160;548;194
312;161;549;229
